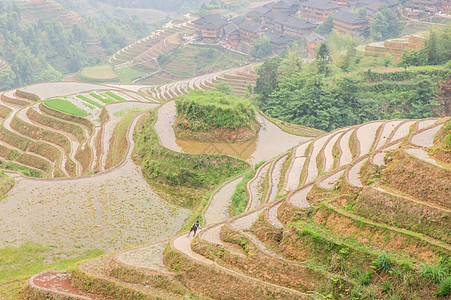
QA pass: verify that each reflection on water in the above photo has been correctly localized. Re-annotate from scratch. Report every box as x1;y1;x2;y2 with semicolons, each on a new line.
176;136;256;161
154;101;311;164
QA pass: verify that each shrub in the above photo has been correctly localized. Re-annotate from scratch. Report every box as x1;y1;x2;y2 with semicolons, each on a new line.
374;251;393;272
438;277;451;297
420;263;447;283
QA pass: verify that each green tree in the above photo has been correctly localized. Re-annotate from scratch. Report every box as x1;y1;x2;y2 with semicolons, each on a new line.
315;15;334;35
251;35;273;60
370;4;401;41
316;43;332;76
254;56;282;99
426;31;440;65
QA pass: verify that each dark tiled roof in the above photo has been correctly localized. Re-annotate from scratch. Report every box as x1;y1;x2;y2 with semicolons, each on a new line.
230;16;246;25
281;16;317;29
263;10;291;22
302;0;340;10
333;9;369;25
224;23;240;34
238;20;265;33
265;31;292;44
246;6;271;17
193;13;228;30
305;32;325;43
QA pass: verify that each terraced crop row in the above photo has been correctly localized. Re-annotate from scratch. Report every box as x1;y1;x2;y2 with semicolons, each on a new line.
26;115;450;299
109;20;194;70
0;86;155;179
144;64;258;100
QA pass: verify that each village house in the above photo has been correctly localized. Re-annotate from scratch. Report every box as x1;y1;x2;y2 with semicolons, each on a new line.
278;16;317;37
237;20;266;42
406;0;441;11
193;13;229;40
301;0;341;23
305;32;325;56
223;23;241;46
330;0;350;7
265;31;293;50
271;0;300;15
332;9;369;36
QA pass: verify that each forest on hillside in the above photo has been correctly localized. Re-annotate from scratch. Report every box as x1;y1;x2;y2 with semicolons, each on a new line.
0;2;151;91
254;29;451;132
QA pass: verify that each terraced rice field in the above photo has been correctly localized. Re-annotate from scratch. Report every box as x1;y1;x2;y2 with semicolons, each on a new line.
3;62;450;299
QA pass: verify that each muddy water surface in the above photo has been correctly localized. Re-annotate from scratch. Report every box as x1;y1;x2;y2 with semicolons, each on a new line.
155;101;310;164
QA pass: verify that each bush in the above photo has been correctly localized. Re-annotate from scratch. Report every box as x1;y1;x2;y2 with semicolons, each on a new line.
374;251;393;272
420;263;447;283
438;277;451;297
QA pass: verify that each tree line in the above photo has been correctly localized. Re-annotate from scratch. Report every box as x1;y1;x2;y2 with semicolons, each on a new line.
0;3;150;91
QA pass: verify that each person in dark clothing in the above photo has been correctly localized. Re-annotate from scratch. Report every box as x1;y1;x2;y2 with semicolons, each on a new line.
188;220;201;237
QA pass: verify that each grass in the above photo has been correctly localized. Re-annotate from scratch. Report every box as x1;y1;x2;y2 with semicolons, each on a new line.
0;242;103;297
76;95;103;108
89;93;114;104
0;161;42;178
132;110;249;209
115;66;146;84
105;91;127;102
78;64;118;82
43;98;88;117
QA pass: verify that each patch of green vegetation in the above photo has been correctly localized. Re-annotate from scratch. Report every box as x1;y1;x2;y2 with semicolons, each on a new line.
89;93;114;104
76;95;104;108
43;98;88;117
105;91;127;101
0;242;103;296
133;110;249;209
0;161;42;178
78;64;118;83
175;90;255;131
115;67;146;84
158;45;248;79
230;161;265;216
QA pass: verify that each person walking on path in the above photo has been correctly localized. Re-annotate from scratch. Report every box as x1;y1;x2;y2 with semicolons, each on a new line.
188;220;202;237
